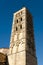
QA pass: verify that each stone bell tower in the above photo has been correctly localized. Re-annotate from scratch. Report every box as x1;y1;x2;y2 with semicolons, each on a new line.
8;7;37;65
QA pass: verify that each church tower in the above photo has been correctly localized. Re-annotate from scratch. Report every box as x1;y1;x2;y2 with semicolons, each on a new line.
8;7;37;65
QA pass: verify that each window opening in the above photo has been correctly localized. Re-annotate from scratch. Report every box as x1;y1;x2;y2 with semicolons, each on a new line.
20;25;22;29
16;27;18;31
21;18;22;21
17;19;18;23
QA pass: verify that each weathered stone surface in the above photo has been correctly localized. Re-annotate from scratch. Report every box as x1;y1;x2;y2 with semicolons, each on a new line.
8;7;37;65
0;7;38;65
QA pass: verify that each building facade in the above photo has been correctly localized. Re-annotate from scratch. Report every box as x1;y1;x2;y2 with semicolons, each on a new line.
8;7;37;65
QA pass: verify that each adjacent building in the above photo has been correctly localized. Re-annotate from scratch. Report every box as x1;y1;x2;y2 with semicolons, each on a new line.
0;48;9;65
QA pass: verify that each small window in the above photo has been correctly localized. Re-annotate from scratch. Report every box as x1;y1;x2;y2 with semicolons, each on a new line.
16;27;18;31
17;19;18;23
21;18;22;21
20;25;22;29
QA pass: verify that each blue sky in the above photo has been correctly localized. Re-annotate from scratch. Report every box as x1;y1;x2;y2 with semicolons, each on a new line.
0;0;43;65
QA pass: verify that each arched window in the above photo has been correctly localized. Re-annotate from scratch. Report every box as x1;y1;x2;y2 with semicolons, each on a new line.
20;25;22;29
21;18;22;21
17;19;18;23
16;27;18;31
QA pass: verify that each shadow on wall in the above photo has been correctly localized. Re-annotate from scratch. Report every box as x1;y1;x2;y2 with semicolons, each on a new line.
0;53;9;65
